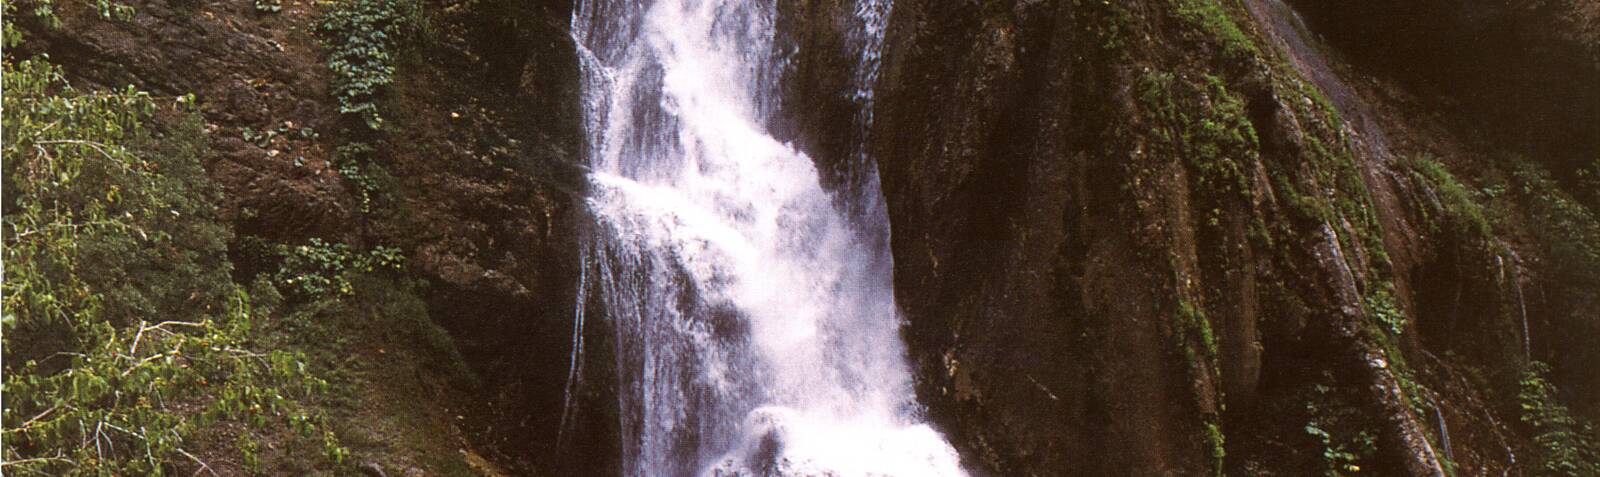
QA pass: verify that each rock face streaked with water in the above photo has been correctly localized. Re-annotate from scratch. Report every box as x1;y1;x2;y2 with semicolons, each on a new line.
571;0;966;475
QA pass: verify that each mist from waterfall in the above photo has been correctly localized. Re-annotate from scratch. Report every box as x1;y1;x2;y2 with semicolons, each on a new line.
571;0;966;475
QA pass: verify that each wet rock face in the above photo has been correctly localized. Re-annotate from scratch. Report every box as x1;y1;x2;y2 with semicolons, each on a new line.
24;0;1596;474
771;0;860;191
782;0;1596;475
1288;0;1600;173
381;0;616;473
785;1;1211;473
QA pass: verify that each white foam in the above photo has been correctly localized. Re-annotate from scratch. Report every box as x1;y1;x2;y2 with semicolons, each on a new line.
573;0;966;475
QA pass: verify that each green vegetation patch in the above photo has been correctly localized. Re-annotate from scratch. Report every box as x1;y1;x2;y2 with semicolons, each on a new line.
1137;71;1259;229
274;238;404;298
1519;362;1600;476
1171;297;1225;476
1168;0;1260;61
1403;156;1494;239
2;58;345;476
317;0;422;130
1300;374;1381;476
1512;162;1600;288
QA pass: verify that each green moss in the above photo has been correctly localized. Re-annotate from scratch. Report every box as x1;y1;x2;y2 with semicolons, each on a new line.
1172;297;1225;475
1136;71;1258;221
1283;75;1343;129
1403;156;1494;238
1177;300;1221;366
1168;0;1260;61
353;275;474;385
1205;421;1227;476
1073;0;1139;56
259;272;482;475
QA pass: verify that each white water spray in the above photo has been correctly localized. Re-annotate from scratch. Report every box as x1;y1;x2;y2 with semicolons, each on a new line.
572;0;966;475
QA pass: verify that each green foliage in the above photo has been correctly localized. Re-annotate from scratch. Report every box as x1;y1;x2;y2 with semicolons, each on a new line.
1508;160;1600;420
348;275;475;385
2;0;134;47
1071;0;1138;55
1303;422;1374;476
1170;298;1225;475
1303;381;1379;476
253;0;280;13
316;0;420;130
1168;0;1260;61
1137;72;1259;227
334;142;392;213
1519;362;1600;476
274;238;405;298
1204;421;1226;476
1512;162;1600;287
1364;284;1405;337
1403;156;1494;238
1576;158;1600;210
2;57;339;476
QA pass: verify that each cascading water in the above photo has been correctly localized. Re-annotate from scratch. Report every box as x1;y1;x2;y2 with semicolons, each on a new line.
571;0;966;475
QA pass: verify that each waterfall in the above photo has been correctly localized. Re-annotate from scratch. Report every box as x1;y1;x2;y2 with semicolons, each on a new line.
1495;251;1532;361
1429;397;1454;461
1507;251;1531;361
571;0;966;475
558;242;593;451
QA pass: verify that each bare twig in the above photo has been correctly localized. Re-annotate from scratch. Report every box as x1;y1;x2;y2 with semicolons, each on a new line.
148;320;209;329
130;322;148;355
1026;374;1062;402
0;456;72;467
94;420;107;462
17;403;63;430
177;448;220;477
35;139;134;170
121;352;169;377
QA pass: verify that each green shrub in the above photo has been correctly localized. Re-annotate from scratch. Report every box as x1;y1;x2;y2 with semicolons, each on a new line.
1512;162;1600;287
1364;284;1405;337
2;0;133;47
1519;362;1600;476
274;238;405;298
316;0;421;130
1302;380;1379;476
2;58;339;475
